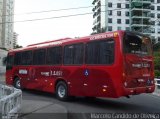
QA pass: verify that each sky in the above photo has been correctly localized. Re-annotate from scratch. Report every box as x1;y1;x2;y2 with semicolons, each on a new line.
14;0;93;47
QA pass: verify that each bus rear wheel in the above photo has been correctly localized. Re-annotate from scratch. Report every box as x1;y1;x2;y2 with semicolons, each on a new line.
13;77;21;89
56;81;68;101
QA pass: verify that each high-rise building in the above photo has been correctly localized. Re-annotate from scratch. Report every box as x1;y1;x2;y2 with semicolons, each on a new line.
92;0;160;43
0;0;14;50
13;32;18;48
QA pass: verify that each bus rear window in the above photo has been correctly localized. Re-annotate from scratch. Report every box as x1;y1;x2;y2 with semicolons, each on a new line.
123;34;152;56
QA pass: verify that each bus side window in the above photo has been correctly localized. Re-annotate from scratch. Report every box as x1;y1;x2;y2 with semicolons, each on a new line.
85;42;99;64
14;52;22;65
99;40;115;64
6;55;14;70
21;51;33;65
33;49;46;65
47;46;62;65
64;43;84;65
86;39;115;65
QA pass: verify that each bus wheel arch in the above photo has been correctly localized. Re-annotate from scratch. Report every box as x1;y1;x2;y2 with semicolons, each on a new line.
55;79;69;101
13;76;21;89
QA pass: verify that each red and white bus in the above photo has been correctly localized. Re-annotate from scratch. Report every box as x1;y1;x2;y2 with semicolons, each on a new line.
6;30;155;100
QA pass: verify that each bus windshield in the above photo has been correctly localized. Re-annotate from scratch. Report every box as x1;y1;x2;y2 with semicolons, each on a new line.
124;33;152;56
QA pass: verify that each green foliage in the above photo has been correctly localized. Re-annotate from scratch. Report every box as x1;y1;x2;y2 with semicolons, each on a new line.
153;42;160;51
155;70;160;78
14;45;23;49
154;52;160;77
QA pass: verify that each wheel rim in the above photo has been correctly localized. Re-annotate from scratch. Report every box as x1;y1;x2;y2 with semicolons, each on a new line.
58;85;66;98
16;80;21;89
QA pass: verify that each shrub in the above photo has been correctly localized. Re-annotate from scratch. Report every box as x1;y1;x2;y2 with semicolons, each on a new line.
155;70;160;78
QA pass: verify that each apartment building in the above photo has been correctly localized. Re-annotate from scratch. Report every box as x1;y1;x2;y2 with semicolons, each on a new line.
92;0;160;43
0;0;15;50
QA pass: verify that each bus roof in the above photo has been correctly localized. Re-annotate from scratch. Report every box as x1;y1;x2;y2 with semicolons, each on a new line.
9;30;125;53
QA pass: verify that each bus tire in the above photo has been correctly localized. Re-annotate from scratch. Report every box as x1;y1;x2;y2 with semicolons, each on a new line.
13;77;21;89
56;81;69;101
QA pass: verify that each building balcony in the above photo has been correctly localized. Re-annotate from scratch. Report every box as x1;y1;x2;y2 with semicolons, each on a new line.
131;15;150;19
131;0;151;4
131;10;150;18
131;27;153;34
131;22;151;27
131;0;151;10
131;7;151;11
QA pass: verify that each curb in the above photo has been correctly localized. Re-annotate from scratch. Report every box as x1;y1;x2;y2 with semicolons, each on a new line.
153;92;160;97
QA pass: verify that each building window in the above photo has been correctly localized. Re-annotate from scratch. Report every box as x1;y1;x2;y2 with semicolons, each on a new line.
157;6;160;10
108;18;112;23
117;19;121;24
125;11;129;16
151;28;155;33
158;37;160;41
117;3;121;8
151;6;154;10
151;21;155;25
117;11;121;16
108;10;112;15
158;0;160;3
126;19;130;24
108;26;112;31
117;27;121;30
126;27;130;31
157;14;160;18
151;0;154;2
150;13;155;18
108;2;112;7
126;4;129;8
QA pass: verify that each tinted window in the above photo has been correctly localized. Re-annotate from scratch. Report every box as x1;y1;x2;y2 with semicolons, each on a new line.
64;43;84;65
21;51;32;65
86;42;98;64
6;55;14;70
14;52;21;65
33;49;46;65
99;40;115;64
124;33;152;56
47;46;62;65
86;39;115;65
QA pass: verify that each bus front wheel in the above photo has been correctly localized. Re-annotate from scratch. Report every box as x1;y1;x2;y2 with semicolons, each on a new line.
13;77;21;89
56;81;68;101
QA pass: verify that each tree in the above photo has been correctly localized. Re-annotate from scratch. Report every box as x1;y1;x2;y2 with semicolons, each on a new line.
14;45;22;49
154;51;160;78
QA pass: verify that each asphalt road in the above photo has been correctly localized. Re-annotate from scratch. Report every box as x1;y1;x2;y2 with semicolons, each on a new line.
1;75;160;119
